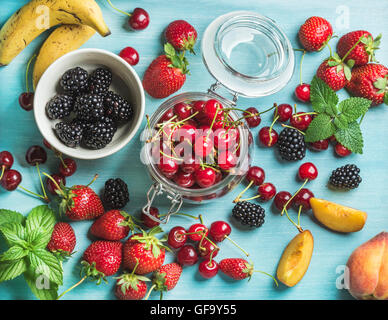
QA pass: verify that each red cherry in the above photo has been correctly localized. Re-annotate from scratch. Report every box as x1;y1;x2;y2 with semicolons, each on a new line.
43;139;52;150
176;124;196;144
194;136;213;158
246;166;265;186
174;102;192;120
192;100;206;114
258;182;276;201
177;244;199;266
258;127;278;147
141;207;160;228
198;259;219;279
119;47;139;66
187;223;209;242
198;239;219;260
194;167;216;188
180;155;200;174
128;8;150;30
46;174;66;195
290;112;312;131
59;158;77;177
25;145;47;165
335;143;351;157
298;162;318;180
310;139;329;151
276;104;293;122
215;170;223;184
19;92;34;111
198;125;214;139
0;169;22;191
158;156;179;176
213;128;239;151
160;108;175;122
244;107;261;128
209;221;231;242
218;151;237;171
203;99;223;120
0;151;14;172
295;83;311;102
168;226;187;249
174;170;195;188
274;191;292;211
293;188;315;211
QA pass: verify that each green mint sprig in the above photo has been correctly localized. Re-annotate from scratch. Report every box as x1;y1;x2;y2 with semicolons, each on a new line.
0;206;61;300
305;76;372;154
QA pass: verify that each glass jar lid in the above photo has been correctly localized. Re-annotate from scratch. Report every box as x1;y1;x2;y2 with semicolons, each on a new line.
202;11;295;98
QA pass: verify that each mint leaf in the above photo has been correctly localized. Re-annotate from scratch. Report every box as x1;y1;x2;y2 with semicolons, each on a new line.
26;206;56;235
310;76;339;114
0;209;24;226
0;259;27;282
333;114;349;129
28;249;63;285
0;246;28;262
335;121;364;154
24;267;58;300
27;228;52;249
305;114;336;142
0;223;26;247
338;97;371;123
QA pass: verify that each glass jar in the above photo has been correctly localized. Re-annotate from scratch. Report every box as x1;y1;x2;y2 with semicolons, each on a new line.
140;11;294;224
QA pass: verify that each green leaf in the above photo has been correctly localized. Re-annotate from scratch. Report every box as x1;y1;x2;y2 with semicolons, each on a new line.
344;65;352;81
347;59;355;68
0;223;26;247
0;246;28;262
384;93;388;105
26;227;52;249
0;259;27;282
310;76;339;114
24;267;58;300
335;121;364;154
28;249;63;285
0;209;24;226
164;43;176;57
338;97;371;123
373;77;387;90
26;205;56;235
305;114;336;142
333;114;349;129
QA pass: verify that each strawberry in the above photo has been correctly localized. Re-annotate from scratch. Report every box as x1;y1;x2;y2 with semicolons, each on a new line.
90;210;139;241
337;31;381;67
47;222;76;258
316;56;351;91
122;226;168;275
298;16;333;52
165;20;197;53
142;43;189;99
346;64;388;106
115;262;150;300
146;263;182;300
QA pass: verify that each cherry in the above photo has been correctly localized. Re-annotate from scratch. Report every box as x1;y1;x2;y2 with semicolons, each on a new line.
141;207;160;228
128;8;150;30
0;151;14;178
258;127;278;147
213;128;239;151
174;170;195;188
181;155;200;174
0;169;22;191
119;46;139;66
46;174;66;195
298;162;318;180
258;182;276;201
310;139;329;151
295;83;311;102
197;125;213;138
177;244;199;266
160;108;175;122
244;107;261;128
203;99;223;120
215;170;223;184
293;188;314;211
192;100;206;114
218;151;237;171
194;136;213;158
25;145;47;165
335;143;351;157
290;112;312;131
187;223;209;241
59;158;77;177
19;92;34;111
276;104;293;122
194;167;216;188
158;156;179;176
198;259;219;279
43;139;52;150
274;191;293;211
246;166;265;186
168;226;187;249
198;239;219;260
176;124;196;144
174;102;192;120
209;221;231;242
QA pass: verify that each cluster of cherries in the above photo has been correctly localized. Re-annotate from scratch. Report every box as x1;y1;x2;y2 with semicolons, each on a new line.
149;99;252;190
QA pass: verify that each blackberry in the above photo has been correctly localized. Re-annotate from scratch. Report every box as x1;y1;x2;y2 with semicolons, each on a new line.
46;94;74;120
329;164;362;189
54;121;83;148
74;93;105;122
277;128;306;161
232;201;265;228
60;67;89;95
104;91;134;123
83;116;117;149
103;178;130;209
89;67;112;95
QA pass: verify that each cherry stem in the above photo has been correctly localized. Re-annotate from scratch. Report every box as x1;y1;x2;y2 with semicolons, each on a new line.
297;205;302;227
283;208;303;233
252;270;279;287
292;112;317;117
199;214;204;225
238;194;261;202
207;106;221;138
42;172;66;197
281;124;306;136
25;54;36;93
35;163;48;201
233;180;253;203
106;0;132;17
145;284;156;300
130;259;139;277
86;174;99;187
225;235;249;257
18;185;47;200
159;212;199;220
269;115;279;145
341;35;365;62
299;50;306;85
0;166;4;180
159;150;182;162
281;178;309;216
57;276;87;300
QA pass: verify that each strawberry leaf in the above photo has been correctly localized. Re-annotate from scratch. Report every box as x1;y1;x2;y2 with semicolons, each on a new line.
344;65;352;81
305;114;336;142
385;93;388;105
373;77;387;90
335;121;364;154
347;59;355;68
310;76;339;114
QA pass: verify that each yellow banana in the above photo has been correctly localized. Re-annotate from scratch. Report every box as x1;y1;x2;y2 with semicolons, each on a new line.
33;24;96;88
0;0;110;66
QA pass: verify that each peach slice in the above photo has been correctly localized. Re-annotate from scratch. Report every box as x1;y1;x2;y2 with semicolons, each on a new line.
277;230;314;287
310;198;367;233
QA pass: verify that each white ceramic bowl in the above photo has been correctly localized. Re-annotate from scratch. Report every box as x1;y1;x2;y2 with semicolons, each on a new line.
34;48;145;160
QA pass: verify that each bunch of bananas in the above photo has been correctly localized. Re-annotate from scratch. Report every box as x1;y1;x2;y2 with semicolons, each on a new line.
0;0;111;87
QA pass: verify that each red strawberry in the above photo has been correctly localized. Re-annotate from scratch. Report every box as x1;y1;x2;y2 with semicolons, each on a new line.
165;20;197;53
316;57;350;91
298;16;333;52
123;227;167;275
90;210;139;241
142;43;188;99
146;263;182;300
115;263;150;300
47;222;76;258
346;64;388;106
337;31;381;67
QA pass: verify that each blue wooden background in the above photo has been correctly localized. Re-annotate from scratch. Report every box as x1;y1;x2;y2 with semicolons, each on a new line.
0;0;387;300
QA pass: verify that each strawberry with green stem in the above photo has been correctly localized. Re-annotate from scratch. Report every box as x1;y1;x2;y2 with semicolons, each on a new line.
47;222;76;260
298;16;333;52
145;263;182;300
165;20;197;54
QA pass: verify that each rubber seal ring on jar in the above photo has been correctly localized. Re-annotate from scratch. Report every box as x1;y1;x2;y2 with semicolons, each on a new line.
142;183;183;225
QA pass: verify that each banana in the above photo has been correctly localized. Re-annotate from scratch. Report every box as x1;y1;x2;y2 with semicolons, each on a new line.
0;0;110;66
33;24;96;88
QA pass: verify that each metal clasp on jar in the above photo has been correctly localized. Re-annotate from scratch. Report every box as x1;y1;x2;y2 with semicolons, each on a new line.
208;81;239;106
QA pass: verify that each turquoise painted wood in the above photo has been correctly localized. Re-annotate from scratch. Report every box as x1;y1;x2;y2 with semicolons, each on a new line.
0;0;387;300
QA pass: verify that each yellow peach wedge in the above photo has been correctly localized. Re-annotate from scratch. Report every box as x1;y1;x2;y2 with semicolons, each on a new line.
310;198;367;233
